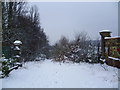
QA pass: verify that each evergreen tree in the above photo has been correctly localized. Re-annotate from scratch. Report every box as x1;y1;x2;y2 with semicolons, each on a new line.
2;1;49;61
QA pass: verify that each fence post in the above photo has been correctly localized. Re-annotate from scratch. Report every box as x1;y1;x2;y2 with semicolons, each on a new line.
99;30;111;60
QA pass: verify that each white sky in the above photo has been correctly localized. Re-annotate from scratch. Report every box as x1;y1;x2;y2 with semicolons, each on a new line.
28;2;118;45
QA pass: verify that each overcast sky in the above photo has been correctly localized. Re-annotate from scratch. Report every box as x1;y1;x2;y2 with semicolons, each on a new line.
29;2;118;45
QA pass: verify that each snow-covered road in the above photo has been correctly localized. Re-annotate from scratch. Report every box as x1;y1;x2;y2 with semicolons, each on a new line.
1;59;118;88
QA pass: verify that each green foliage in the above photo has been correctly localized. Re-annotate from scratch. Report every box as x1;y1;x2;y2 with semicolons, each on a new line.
0;55;21;78
2;60;10;77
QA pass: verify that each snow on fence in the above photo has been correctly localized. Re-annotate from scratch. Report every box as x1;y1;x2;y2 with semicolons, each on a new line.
99;30;120;68
105;37;120;68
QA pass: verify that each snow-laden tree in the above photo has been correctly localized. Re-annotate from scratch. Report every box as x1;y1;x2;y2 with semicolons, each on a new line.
52;36;70;62
2;1;49;61
52;31;99;63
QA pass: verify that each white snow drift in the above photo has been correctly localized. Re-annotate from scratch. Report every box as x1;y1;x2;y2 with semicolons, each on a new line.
1;59;118;88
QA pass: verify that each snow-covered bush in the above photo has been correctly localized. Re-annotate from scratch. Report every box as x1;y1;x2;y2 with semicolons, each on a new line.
0;56;10;77
0;56;22;78
2;59;10;77
52;32;99;64
52;36;70;62
87;44;98;63
35;54;46;61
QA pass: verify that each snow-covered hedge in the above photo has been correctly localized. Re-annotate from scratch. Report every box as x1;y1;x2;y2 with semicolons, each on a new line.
0;56;22;78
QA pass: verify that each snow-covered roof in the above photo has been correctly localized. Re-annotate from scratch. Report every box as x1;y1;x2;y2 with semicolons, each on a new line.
14;40;22;45
99;30;112;33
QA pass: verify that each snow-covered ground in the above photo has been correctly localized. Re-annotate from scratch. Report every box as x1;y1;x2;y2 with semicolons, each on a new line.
1;59;118;88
